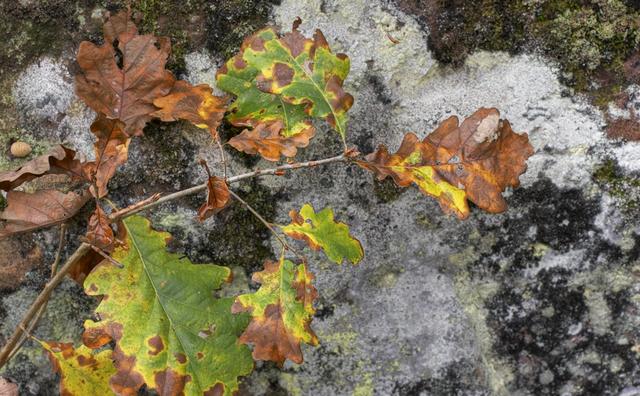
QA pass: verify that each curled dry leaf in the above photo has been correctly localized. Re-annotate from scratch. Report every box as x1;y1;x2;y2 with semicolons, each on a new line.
84;115;130;198
83;216;252;396
0;145;85;191
280;203;364;265
76;10;175;137
228;120;315;162
232;256;318;366
0;190;90;238
40;341;116;396
358;108;534;219
84;206;115;251
198;175;230;221
153;80;227;139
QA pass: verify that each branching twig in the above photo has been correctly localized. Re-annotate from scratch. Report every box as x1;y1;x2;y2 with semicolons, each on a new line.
0;243;92;368
228;189;306;262
0;152;348;369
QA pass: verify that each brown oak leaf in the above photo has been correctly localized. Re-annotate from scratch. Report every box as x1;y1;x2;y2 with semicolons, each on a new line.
83;115;130;198
0;190;90;238
358;108;534;218
228;121;316;162
85;206;115;251
152;80;227;139
198;176;230;221
76;10;175;136
0;145;85;191
0;377;18;396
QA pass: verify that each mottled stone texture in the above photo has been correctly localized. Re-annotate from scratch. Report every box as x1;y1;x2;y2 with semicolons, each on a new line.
1;0;640;395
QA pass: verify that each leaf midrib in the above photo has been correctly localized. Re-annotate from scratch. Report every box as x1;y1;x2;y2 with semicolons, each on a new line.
126;221;205;395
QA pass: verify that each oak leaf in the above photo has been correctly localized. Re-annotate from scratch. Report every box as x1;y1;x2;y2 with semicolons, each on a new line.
232;256;318;366
83;215;252;396
40;341;116;396
0;190;90;238
0;377;18;396
153;80;227;139
84;115;130;198
0;145;85;191
280;204;363;265
76;10;175;136
228;121;315;162
84;205;115;251
198;175;230;221
357;108;534;218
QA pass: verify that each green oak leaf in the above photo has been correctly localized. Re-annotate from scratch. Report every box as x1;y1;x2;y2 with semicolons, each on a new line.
40;341;116;396
232;255;318;366
218;22;353;144
280;203;364;265
216;34;314;139
83;215;253;396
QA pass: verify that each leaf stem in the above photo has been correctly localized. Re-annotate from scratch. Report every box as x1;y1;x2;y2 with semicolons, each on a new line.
228;189;306;262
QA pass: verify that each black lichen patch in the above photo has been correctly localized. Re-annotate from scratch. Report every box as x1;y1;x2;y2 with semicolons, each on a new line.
393;360;488;395
206;0;282;60
473;178;600;274
486;265;640;394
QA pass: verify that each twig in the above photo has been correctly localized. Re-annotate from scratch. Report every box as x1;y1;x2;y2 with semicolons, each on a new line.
112;153;347;220
214;136;228;178
228;189;306;262
89;245;124;268
0;152;348;368
5;224;68;362
0;243;92;368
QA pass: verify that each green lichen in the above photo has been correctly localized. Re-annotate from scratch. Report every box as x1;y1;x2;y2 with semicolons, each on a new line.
593;159;640;211
0;129;52;172
373;178;405;203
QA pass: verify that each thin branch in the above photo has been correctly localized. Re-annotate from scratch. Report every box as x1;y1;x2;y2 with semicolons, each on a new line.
89;245;124;268
228;189;306;262
5;223;67;362
214;136;228;178
0;243;92;368
111;153;347;220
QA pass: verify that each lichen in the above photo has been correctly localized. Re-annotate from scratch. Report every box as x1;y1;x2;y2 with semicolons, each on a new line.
593;159;640;211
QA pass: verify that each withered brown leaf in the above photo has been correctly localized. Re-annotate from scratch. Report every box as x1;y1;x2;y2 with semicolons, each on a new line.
84;206;115;251
228;121;316;162
198;176;230;221
0;190;90;238
0;145;85;191
83;115;130;198
152;80;227;139
76;11;175;136
358;108;534;218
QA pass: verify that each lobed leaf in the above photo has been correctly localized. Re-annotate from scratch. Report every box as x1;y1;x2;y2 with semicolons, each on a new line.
280;204;363;265
217;19;353;160
84;115;130;198
76;10;175;137
0;190;90;238
357;108;534;218
153;80;227;139
0;145;85;191
232;256;318;366
40;341;116;396
84;205;114;251
83;215;252;396
227;121;315;162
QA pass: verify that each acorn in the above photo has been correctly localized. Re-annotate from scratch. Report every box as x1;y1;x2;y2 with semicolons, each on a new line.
10;141;32;158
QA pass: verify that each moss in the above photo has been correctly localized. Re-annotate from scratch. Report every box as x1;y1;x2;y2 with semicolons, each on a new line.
395;0;640;104
373;178;405;203
0;129;52;172
593;159;640;211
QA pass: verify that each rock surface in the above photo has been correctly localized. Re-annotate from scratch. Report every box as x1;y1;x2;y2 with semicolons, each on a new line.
1;0;639;395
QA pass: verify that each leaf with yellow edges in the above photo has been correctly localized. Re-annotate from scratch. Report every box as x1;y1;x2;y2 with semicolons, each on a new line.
357;108;534;219
83;215;252;396
232;255;318;366
280;204;363;265
40;341;116;396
